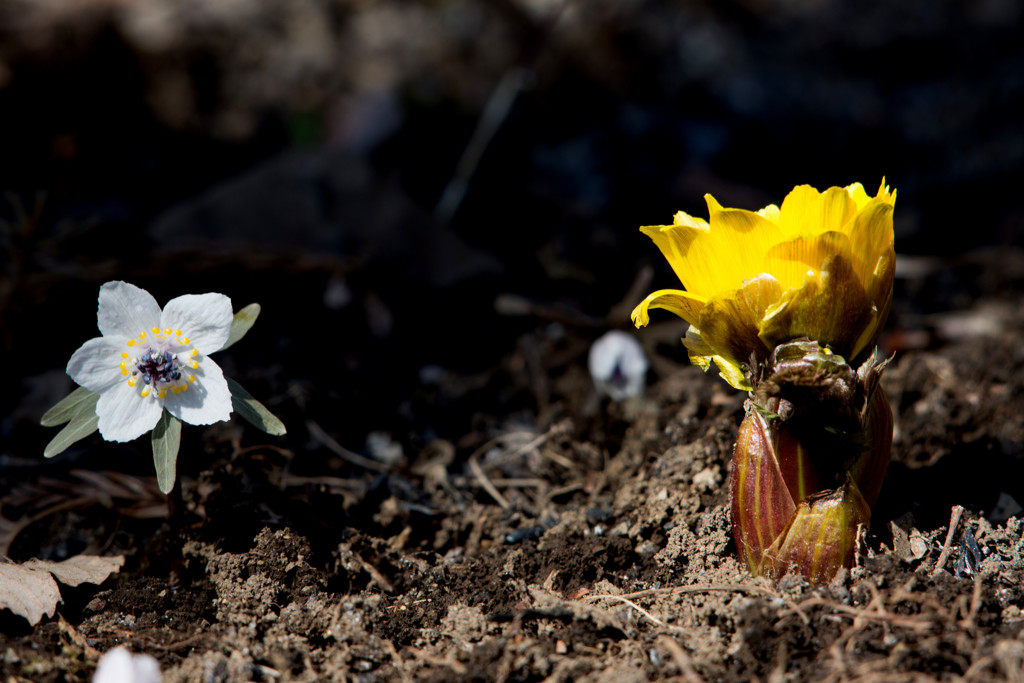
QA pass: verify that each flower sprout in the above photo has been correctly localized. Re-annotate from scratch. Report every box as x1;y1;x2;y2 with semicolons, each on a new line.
731;340;893;583
42;281;285;492
631;181;896;390
631;181;898;584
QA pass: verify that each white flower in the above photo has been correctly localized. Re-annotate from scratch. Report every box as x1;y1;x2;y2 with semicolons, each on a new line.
67;281;234;442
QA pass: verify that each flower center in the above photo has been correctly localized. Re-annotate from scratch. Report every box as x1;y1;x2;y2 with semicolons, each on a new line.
120;327;201;399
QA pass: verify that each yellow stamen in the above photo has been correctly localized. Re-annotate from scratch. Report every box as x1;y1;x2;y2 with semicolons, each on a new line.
128;378;136;387
157;391;167;398
121;368;128;376
141;388;150;397
182;337;190;344
188;375;196;383
121;352;128;359
191;360;198;369
175;329;182;336
164;328;172;334
191;349;198;357
127;339;136;347
139;331;147;339
151;327;159;333
120;361;126;370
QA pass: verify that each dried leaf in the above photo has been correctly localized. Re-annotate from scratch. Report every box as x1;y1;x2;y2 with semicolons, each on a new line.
0;555;123;625
0;562;61;625
23;555;126;587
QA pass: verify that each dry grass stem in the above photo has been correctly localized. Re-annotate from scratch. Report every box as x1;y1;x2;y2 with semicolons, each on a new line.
584;593;678;630
307;419;392;473
468;453;511;509
932;504;965;576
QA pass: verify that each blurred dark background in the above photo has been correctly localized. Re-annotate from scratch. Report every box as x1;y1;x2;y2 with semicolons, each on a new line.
2;0;1023;492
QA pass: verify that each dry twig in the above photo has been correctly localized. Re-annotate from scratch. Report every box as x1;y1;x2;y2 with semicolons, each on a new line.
465;421;573;509
468;453;511;510
584;593;675;629
932;504;965;576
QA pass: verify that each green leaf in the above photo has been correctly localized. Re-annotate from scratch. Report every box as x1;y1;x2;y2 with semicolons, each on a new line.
227;377;286;436
220;303;261;351
40;386;98;427
152;411;182;494
750;402;781;421
43;396;100;458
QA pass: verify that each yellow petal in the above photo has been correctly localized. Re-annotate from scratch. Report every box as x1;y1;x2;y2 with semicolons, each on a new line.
757;204;781;223
683;327;751;391
673;210;709;228
846;197;895;290
761;231;852;292
712;357;752;391
697;273;783;370
759;252;875;360
849;253;895;359
874;178;896;204
778;185;858;239
843;191;895;357
703;197;784;294
683;325;714;367
640;199;781;298
639;218;712;296
631;288;706;328
845;182;870;209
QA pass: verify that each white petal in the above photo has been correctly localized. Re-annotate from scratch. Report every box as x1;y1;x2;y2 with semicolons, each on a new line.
161;293;233;354
163;358;232;426
96;382;163;442
67;337;128;393
97;282;162;338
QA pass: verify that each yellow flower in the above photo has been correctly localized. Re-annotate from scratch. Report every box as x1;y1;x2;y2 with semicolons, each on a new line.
631;181;896;390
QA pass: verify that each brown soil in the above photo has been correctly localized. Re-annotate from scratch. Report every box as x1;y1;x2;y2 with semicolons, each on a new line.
3;248;1024;682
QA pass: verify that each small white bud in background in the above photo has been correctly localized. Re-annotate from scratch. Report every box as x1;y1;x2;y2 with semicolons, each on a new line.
93;647;162;683
588;330;649;401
